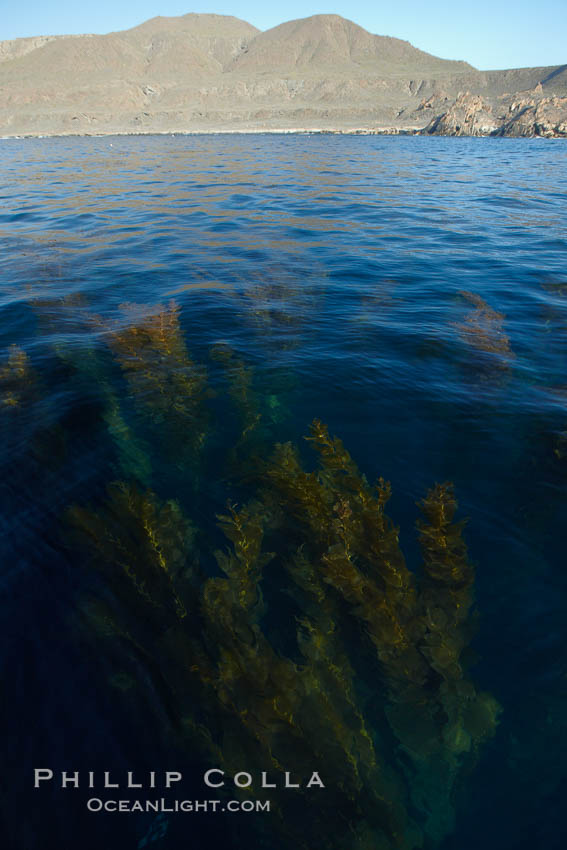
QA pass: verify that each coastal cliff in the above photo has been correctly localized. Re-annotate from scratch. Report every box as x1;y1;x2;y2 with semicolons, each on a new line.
422;89;567;137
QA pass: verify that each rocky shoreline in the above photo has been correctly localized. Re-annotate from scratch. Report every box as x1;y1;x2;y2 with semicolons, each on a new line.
421;91;567;137
2;113;565;140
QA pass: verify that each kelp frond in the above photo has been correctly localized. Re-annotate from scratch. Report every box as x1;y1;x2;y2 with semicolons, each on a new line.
417;482;474;623
0;345;36;409
214;501;274;614
453;290;514;362
108;302;209;452
210;344;262;442
68;482;193;621
415;482;501;754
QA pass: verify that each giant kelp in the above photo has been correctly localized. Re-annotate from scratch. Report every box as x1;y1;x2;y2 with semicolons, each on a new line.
539;279;567;464
210;344;262;450
28;293;154;485
68;482;193;621
42;279;503;850
453;291;515;379
231;263;319;349
66;404;500;850
70;490;410;849
108;302;209;459
264;424;500;764
0;345;37;411
0;343;68;475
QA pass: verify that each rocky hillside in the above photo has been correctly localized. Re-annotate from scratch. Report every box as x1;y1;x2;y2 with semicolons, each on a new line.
0;13;565;136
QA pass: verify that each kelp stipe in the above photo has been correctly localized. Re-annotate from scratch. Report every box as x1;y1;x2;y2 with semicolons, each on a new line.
0;344;42;454
68;482;193;622
68;479;241;760
108;301;209;459
65;347;153;486
201;501;306;771
201;502;409;850
0;343;69;473
213;501;272;611
265;420;422;680
28;293;154;485
101;394;153;484
0;345;36;410
416;484;501;746
210;344;262;458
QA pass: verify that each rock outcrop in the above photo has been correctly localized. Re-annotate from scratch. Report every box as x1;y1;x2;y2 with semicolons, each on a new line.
495;95;567;137
422;89;567;137
422;92;498;136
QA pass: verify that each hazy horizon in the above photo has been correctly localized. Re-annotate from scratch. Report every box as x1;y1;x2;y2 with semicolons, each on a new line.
2;3;566;71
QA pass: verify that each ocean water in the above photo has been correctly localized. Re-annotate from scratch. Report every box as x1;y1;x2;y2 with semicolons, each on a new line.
1;134;566;850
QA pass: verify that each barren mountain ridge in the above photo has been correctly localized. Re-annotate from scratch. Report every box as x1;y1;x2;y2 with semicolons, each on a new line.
1;13;565;136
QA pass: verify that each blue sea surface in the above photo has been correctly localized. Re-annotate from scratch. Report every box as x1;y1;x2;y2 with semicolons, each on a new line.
1;134;566;850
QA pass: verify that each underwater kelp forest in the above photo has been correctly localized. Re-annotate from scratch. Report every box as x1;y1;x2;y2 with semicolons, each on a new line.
1;135;567;850
2;300;502;850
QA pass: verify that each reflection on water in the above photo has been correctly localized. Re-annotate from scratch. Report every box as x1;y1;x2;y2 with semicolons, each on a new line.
1;135;567;850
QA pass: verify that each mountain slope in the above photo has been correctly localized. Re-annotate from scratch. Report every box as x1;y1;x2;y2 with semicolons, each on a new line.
124;13;259;73
0;14;258;85
229;14;473;75
0;13;564;136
